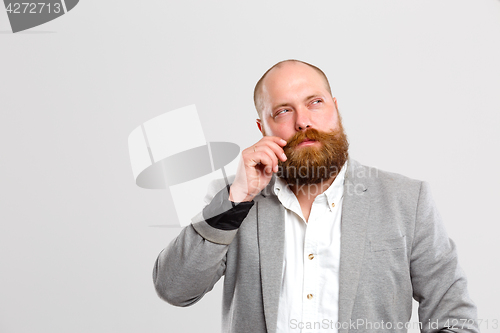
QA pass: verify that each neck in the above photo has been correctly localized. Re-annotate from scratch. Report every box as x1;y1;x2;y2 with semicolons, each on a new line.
289;176;336;222
290;176;336;202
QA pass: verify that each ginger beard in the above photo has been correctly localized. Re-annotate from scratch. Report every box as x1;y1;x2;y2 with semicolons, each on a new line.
277;124;349;186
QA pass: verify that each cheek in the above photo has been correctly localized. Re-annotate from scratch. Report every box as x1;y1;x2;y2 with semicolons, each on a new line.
324;112;340;131
263;122;289;139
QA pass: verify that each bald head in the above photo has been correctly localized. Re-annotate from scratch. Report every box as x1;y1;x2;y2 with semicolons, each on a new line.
253;60;332;118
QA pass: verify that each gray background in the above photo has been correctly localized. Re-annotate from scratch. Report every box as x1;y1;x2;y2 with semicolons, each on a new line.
1;0;499;332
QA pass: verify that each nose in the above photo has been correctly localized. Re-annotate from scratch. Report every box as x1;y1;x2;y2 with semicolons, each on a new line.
295;108;312;132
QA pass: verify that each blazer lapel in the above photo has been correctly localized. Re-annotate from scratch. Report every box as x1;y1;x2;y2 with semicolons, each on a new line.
338;160;371;331
257;180;285;333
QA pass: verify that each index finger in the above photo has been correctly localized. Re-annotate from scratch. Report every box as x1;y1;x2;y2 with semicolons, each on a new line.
258;136;288;161
260;136;287;146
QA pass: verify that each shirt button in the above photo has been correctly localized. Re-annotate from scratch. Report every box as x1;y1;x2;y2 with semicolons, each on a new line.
308;253;314;260
307;294;313;300
331;202;335;208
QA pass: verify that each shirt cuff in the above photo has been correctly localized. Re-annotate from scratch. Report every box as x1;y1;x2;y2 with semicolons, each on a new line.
202;185;255;231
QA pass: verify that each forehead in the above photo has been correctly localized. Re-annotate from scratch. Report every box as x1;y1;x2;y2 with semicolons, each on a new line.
261;62;329;103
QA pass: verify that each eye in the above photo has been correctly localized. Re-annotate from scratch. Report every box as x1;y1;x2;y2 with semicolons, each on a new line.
274;109;290;117
311;99;322;105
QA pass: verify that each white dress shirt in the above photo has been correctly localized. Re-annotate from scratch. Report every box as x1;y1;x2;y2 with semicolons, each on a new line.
275;164;346;333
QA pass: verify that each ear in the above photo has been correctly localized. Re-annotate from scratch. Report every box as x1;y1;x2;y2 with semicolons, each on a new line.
333;97;339;111
256;119;264;135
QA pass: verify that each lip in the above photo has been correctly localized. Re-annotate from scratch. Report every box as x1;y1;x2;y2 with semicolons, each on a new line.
297;140;318;147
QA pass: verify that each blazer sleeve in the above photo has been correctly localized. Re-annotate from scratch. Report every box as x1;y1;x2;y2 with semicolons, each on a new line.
152;179;253;307
410;181;479;333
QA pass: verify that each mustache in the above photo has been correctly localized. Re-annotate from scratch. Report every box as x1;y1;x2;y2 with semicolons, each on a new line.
285;128;332;149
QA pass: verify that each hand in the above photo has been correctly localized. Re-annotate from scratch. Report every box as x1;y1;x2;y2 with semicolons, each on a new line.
229;136;287;202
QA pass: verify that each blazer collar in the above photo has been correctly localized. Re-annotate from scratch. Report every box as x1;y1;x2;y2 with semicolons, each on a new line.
338;159;371;330
257;192;284;333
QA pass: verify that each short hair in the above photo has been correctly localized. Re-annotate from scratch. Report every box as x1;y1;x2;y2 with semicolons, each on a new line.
253;59;332;118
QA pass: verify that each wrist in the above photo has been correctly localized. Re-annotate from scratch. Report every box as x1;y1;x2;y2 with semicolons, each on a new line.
203;185;255;231
229;184;254;203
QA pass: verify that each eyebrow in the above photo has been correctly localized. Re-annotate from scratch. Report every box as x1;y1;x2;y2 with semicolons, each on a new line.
273;95;321;108
272;102;290;110
304;94;321;102
270;94;324;115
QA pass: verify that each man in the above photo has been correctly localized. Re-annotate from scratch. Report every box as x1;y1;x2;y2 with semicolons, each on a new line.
153;60;478;332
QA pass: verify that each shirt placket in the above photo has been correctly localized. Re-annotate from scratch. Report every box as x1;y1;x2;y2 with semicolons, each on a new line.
301;203;322;333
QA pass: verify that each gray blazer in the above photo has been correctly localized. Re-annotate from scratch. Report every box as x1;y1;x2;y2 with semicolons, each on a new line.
153;159;478;333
